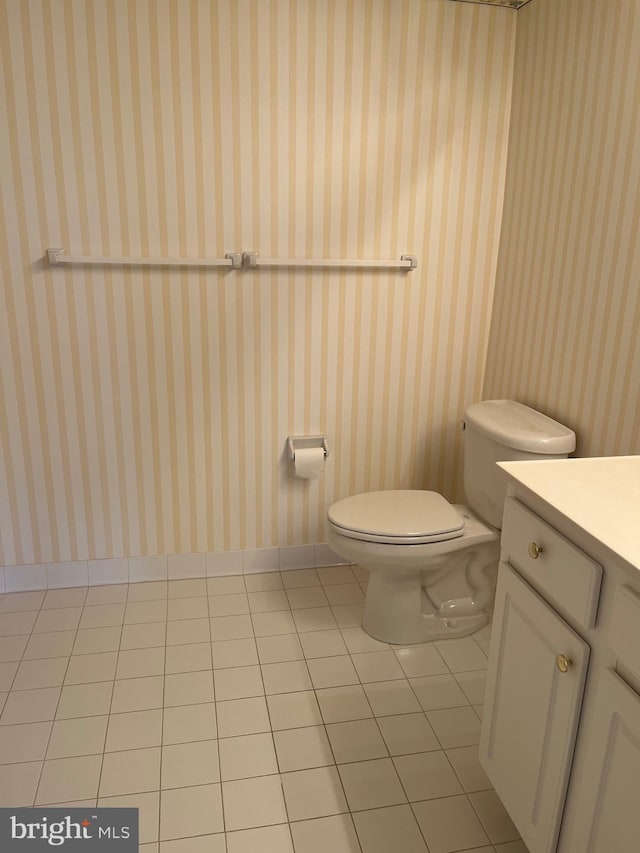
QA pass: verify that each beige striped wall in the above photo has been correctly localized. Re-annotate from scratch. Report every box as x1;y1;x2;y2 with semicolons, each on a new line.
0;0;515;566
484;0;640;456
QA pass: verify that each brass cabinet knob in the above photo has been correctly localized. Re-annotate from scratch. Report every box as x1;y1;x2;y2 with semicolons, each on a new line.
528;541;543;559
556;654;572;673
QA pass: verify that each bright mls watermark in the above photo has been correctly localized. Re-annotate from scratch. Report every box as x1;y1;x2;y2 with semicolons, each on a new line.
0;809;138;850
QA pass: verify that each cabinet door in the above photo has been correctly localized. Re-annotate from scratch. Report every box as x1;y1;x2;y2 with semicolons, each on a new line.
479;563;589;853
561;669;640;853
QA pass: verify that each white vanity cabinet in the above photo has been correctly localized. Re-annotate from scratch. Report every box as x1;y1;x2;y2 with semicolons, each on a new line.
479;456;640;853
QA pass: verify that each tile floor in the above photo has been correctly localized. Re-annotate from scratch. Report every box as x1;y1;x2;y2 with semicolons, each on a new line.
0;564;526;853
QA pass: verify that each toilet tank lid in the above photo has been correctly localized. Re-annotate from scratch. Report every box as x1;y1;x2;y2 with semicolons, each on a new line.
464;400;576;454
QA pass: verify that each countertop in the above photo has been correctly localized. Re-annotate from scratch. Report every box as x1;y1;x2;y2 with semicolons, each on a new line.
499;456;640;571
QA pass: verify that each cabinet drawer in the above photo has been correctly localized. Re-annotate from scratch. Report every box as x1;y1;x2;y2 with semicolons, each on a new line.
610;585;640;680
501;497;602;629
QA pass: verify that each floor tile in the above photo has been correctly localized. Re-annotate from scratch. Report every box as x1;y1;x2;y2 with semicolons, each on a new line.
256;634;303;664
208;593;249;617
1;686;61;724
126;581;168;601
165;642;212;674
0;611;37;636
243;572;283;592
363;679;422;716
455;669;488;705
331;604;364;628
413;794;490;853
65;652;117;685
166;618;209;645
290;814;360;853
36;755;102;804
226;824;293;853
435;638;488;673
394;750;463;801
168;579;207;599
117;647;165;680
324;583;365;606
216;696;271;737
326;719;388;763
307;655;358;689
281;765;348;821
0;720;52;763
351;651;405;683
167;596;208;621
469;789;521;844
353;804;428;853
292;607;337;633
85;584;128;606
219;732;278;780
210;615;254;641
13;657;68;691
207;575;246;595
410;674;469;711
120;622;167;651
0;661;19;691
100;747;161;796
99;791;160;844
0;591;46;612
162;738;220;787
267;690;323;730
124;600;168;625
316;684;373;723
47;715;108;758
222;774;288;830
273;725;334;772
251;610;296;637
281;569;320;588
162;702;217;744
446;745;492;792
340;626;389;654
164;670;214;706
214;665;264;700
317;566;357;586
300;629;348;658
394;645;449;678
111;676;164;713
426;706;482;749
286;587;329;609
377;713;440;756
24;630;76;659
338;758;406;811
247;590;289;612
261;660;312;694
72;627;121;656
161;834;226;853
0;635;29;662
0;761;42;806
211;638;257;669
79;603;126;630
160;784;224;840
105;709;163;751
57;681;114;719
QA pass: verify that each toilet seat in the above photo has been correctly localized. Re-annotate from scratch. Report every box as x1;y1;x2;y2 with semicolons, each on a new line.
328;490;465;545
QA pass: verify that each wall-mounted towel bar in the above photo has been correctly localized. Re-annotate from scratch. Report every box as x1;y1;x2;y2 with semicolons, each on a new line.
46;248;417;272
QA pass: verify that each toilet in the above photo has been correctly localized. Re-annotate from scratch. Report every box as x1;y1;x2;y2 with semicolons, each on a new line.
327;400;576;644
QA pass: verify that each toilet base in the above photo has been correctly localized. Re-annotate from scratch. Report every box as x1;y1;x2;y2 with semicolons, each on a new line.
361;540;499;645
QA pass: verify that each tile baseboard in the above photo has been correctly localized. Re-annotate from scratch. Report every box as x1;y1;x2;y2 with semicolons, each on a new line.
0;544;349;594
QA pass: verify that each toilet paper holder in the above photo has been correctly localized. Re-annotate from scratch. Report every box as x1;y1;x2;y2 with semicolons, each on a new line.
287;435;330;463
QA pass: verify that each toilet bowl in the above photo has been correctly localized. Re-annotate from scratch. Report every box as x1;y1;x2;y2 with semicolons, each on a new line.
328;491;499;644
327;400;576;644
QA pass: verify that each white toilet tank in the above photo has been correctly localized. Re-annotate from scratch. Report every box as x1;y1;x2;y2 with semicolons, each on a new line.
463;399;575;529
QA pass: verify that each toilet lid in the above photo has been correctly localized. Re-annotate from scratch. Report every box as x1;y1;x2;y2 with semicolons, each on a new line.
328;490;465;544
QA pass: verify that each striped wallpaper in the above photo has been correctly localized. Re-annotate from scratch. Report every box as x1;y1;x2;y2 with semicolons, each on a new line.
484;0;640;457
0;0;515;567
